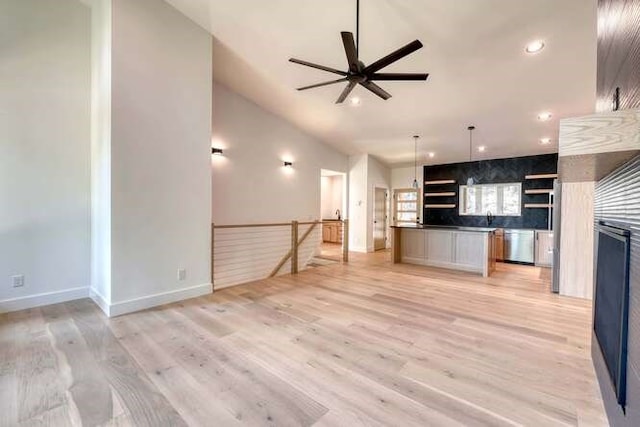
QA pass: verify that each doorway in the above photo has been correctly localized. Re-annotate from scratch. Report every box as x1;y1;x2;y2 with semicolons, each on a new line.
320;169;347;261
374;187;388;251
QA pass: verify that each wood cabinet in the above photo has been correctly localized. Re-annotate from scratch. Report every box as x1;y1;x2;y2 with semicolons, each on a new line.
322;222;343;244
535;230;554;267
494;229;504;261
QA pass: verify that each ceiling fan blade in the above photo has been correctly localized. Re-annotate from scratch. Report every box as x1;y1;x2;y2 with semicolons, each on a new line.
360;81;391;100
289;58;347;76
335;81;357;104
297;78;348;91
341;32;359;73
363;40;423;74
369;73;429;81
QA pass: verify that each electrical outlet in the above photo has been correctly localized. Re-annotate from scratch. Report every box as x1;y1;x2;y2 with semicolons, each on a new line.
12;275;24;288
177;269;186;281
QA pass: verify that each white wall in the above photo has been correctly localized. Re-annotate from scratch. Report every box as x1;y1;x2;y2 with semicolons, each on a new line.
331;175;344;218
321;175;343;220
0;0;92;312
391;165;424;222
347;154;392;252
103;0;213;312
211;83;348;224
348;154;368;252
391;166;424;193
211;83;348;288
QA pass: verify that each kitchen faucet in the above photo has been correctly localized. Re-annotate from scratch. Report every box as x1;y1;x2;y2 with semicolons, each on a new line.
336;209;341;220
486;211;494;226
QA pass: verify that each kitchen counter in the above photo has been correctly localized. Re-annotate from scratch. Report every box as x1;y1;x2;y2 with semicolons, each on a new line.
391;224;497;233
392;225;496;277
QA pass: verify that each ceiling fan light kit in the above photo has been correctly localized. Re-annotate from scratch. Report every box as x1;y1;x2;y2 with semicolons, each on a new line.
289;0;429;104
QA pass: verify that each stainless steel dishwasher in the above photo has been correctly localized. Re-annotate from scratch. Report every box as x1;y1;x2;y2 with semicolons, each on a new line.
503;229;535;264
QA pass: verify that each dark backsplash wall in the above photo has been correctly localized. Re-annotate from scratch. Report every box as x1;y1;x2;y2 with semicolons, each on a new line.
423;154;558;229
593;155;640;426
597;0;640;112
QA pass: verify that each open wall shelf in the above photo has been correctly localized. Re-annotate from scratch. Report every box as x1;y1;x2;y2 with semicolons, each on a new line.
425;204;457;209
425;180;456;185
524;189;554;195
425;192;456;197
525;173;558;180
524;203;554;209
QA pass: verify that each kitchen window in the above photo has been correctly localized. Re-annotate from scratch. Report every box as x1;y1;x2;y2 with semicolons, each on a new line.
393;189;419;224
459;182;522;216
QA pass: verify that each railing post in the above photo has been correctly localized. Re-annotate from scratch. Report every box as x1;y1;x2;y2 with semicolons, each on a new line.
291;220;299;274
342;219;349;262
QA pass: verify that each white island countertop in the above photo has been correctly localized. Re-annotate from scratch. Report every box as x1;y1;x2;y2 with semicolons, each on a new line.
391;224;497;233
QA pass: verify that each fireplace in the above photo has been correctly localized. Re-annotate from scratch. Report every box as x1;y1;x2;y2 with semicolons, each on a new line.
593;221;631;411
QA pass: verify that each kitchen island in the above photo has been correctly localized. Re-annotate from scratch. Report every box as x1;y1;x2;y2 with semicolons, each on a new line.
391;224;497;277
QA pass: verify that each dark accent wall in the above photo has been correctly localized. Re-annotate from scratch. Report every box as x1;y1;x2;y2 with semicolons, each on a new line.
595;2;640;425
422;154;558;229
594;155;640;426
597;0;640;112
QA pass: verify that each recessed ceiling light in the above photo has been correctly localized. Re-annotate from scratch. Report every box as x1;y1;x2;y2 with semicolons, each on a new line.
525;40;545;54
537;111;552;121
428;152;435;158
349;97;361;106
540;137;551;145
477;146;486;152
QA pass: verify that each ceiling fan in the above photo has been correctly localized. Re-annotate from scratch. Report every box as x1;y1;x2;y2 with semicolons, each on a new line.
289;0;429;104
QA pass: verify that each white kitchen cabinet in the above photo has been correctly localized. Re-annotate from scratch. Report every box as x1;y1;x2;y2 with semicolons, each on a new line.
395;226;495;277
401;229;425;260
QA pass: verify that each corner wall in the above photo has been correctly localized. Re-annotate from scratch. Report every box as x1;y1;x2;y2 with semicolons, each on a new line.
105;0;213;313
0;0;92;312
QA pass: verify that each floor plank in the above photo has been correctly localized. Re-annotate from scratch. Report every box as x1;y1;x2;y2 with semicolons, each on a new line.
0;251;608;426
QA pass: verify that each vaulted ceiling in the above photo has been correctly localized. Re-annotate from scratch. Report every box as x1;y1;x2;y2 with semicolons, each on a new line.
167;0;597;166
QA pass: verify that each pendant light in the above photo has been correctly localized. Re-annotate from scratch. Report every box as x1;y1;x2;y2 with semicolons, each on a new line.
412;135;420;189
466;125;476;187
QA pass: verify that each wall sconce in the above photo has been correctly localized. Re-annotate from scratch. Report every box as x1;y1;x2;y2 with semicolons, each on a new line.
211;147;224;156
283;161;293;168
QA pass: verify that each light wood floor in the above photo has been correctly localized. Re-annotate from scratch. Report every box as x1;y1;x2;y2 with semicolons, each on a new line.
0;251;607;426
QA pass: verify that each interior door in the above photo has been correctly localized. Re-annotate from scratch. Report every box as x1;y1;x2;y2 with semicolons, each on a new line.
374;188;387;250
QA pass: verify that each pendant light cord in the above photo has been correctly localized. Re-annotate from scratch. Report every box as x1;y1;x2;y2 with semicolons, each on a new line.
468;125;475;162
413;135;419;188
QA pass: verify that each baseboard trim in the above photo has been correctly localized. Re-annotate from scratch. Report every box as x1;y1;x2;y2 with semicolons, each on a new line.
89;289;112;317
101;282;213;317
0;286;90;314
349;246;367;253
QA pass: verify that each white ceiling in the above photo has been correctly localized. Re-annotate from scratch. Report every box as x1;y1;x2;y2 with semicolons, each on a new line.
167;0;597;166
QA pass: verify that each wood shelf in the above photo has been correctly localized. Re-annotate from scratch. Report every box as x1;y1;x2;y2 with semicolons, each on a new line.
424;180;456;185
524;189;554;195
425;204;456;209
524;203;554;208
424;192;456;197
525;174;558;180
